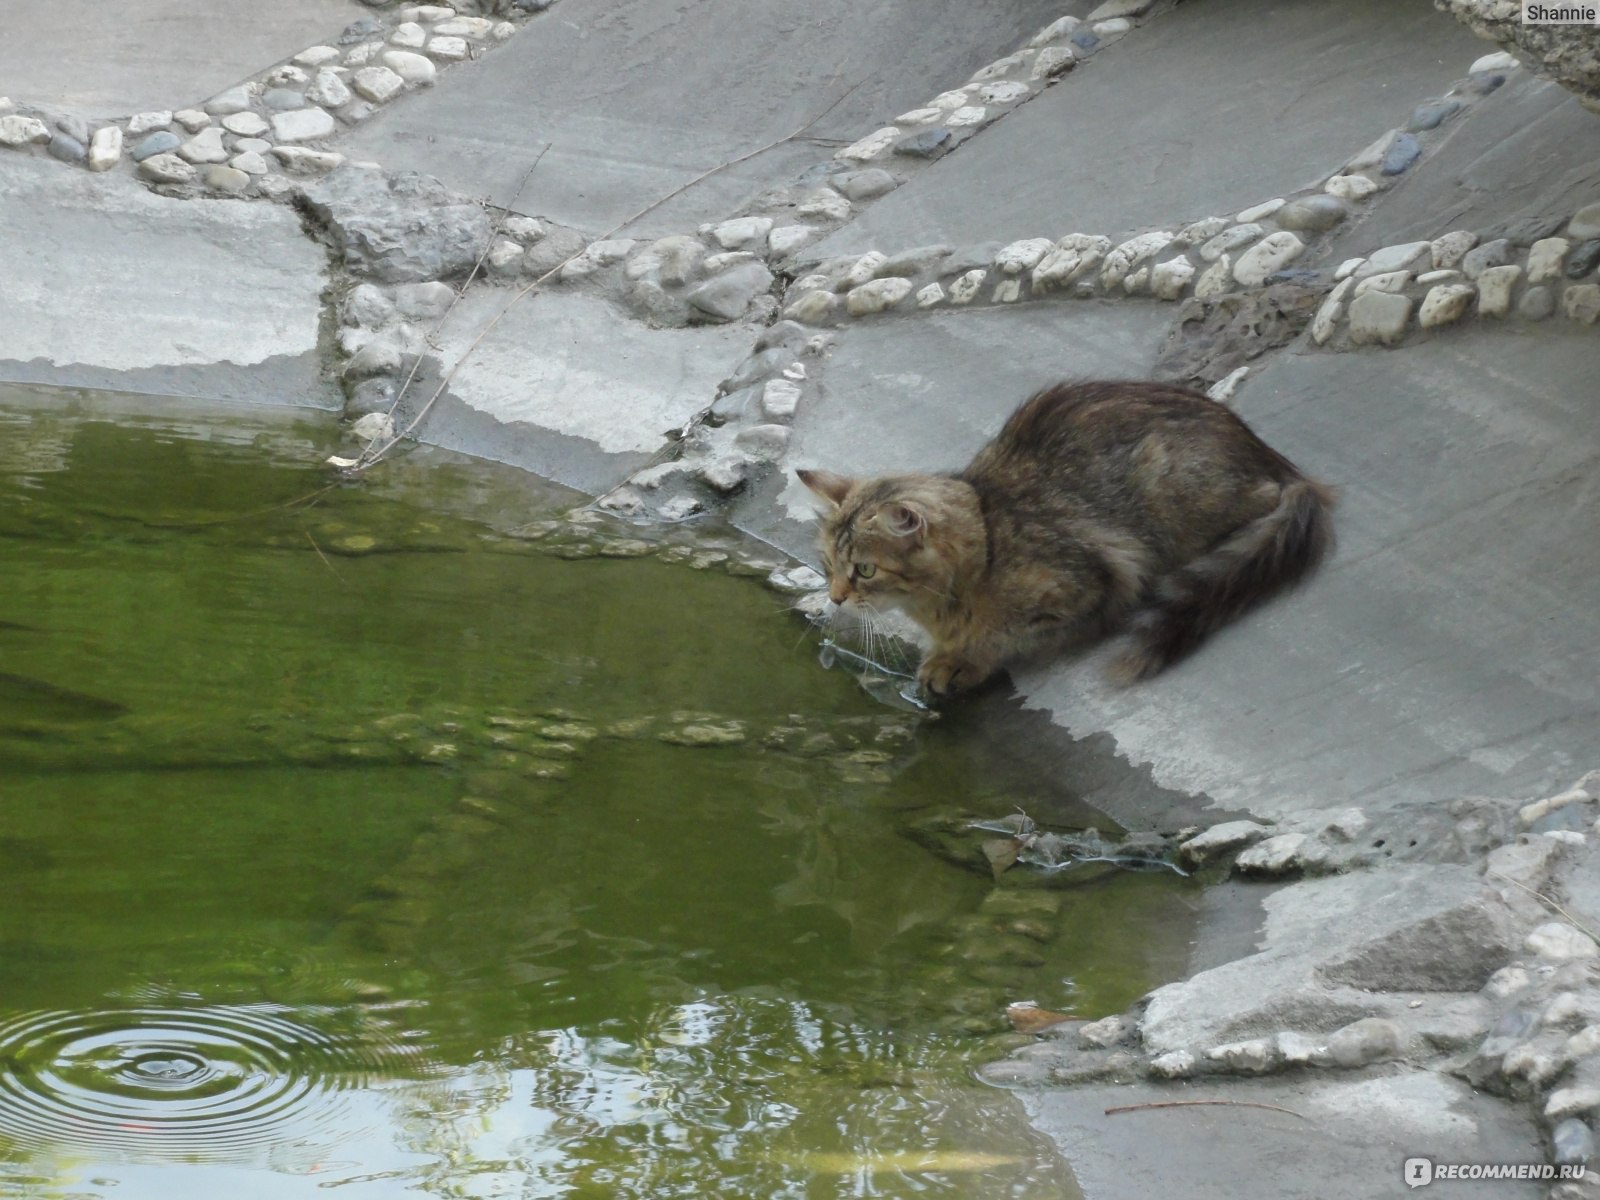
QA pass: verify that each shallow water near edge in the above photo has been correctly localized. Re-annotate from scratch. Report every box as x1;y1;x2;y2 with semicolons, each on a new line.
0;389;1200;1199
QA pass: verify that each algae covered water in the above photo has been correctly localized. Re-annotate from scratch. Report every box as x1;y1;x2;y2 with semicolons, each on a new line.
0;389;1197;1199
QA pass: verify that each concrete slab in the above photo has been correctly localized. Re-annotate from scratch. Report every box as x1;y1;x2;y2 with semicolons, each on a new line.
734;299;1176;549
339;0;1072;237
1014;327;1600;818
1023;1070;1540;1200
0;0;369;117
0;155;337;410
807;0;1487;258
405;288;753;493
1323;73;1600;256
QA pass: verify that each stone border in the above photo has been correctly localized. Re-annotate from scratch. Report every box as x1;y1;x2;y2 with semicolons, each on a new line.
0;3;548;195
1311;218;1600;345
765;48;1600;343
580;43;1598;526
977;771;1600;1197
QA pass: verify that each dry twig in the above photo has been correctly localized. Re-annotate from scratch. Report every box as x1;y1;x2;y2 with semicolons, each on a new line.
379;144;553;428
304;529;346;583
1104;1099;1307;1120
1489;869;1600;944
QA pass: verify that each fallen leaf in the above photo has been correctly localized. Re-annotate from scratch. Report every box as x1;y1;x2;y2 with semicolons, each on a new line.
1006;1001;1075;1034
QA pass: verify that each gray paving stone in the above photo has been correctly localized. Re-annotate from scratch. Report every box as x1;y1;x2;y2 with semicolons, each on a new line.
1324;74;1600;258
811;0;1482;256
340;0;1069;235
411;289;753;493
0;152;334;408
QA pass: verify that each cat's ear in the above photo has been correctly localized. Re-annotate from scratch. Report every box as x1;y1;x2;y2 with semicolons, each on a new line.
878;502;926;544
796;468;853;509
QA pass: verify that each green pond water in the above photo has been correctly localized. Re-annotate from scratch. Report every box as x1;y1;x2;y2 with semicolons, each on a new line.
0;389;1200;1199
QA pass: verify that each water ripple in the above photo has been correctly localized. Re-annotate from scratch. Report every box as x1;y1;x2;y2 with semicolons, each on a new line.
0;1003;427;1161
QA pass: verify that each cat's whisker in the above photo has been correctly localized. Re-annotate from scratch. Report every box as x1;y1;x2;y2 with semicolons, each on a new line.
856;601;893;672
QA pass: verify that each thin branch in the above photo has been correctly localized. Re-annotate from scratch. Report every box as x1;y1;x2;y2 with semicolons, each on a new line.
382;143;553;425
1104;1099;1306;1120
152;484;338;529
304;529;347;583
1489;869;1600;944
348;79;863;475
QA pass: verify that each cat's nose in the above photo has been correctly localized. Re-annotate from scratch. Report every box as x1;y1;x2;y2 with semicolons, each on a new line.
829;582;850;605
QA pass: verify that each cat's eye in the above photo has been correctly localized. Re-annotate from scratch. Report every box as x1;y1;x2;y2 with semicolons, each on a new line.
854;562;877;579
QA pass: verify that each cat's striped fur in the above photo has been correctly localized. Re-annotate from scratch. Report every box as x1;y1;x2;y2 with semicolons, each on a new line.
798;380;1334;698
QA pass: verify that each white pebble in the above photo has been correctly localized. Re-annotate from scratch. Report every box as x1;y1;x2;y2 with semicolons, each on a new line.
390;22;427;48
994;237;1055;274
1475;264;1521;317
87;126;123;172
845;277;912;316
128;110;173;135
1527;237;1571;284
1232;231;1303;287
1235;198;1285;223
1325;174;1380;201
383;50;438;85
977;82;1030;105
761;379;802;419
1199;223;1262;263
843;251;888;288
1150;256;1195;300
294;45;342;67
1417;283;1475;328
836;127;900;162
428;37;470;61
1310;277;1353;345
1528;922;1600;962
221;111;269;137
948;269;986;304
767;226;812;257
351;67;406;104
1471;51;1519;74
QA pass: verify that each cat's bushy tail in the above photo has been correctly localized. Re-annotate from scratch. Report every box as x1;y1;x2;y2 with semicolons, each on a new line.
1114;478;1336;682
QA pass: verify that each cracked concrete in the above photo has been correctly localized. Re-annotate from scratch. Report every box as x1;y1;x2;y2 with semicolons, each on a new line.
338;0;1073;235
806;0;1486;257
0;152;336;407
410;288;753;490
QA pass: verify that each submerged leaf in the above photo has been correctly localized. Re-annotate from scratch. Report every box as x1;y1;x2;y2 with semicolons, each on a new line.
1006;1001;1075;1034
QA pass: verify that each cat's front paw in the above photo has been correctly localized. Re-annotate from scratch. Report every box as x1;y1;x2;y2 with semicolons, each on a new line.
918;652;989;700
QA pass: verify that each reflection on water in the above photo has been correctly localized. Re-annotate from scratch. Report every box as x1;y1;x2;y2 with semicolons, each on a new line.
0;390;1199;1199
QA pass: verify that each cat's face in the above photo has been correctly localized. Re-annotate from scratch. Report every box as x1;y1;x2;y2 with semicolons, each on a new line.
796;470;936;610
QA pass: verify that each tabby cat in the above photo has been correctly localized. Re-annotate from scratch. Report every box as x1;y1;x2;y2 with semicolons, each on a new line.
798;380;1334;699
